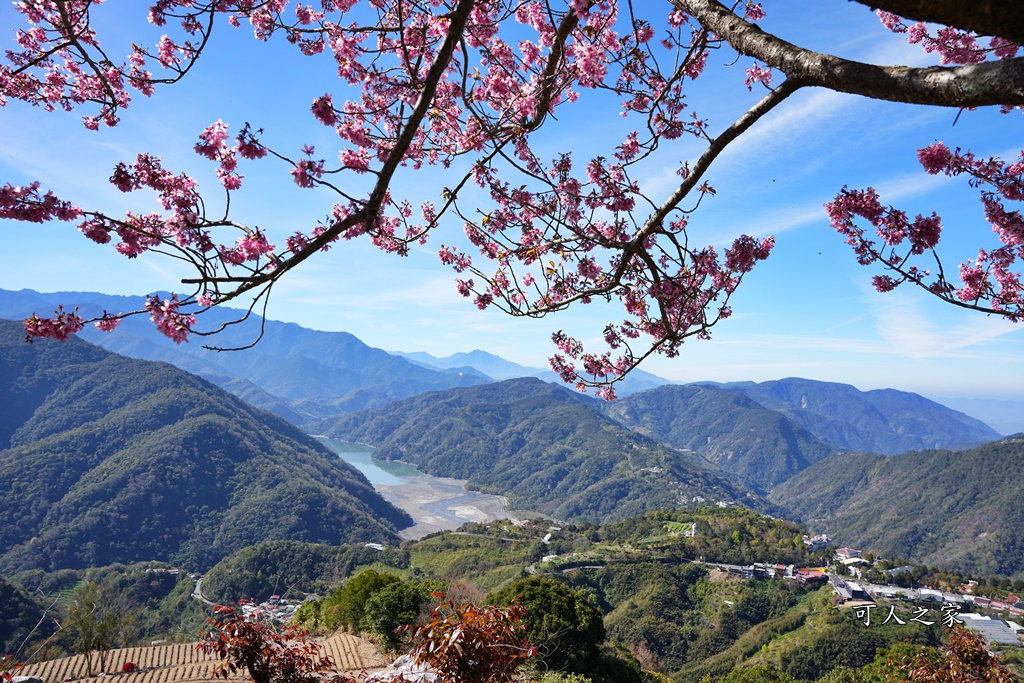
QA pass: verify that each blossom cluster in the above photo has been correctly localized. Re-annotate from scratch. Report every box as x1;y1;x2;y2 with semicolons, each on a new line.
827;143;1024;320
23;307;85;342
145;294;196;344
0;0;786;387
875;10;1019;65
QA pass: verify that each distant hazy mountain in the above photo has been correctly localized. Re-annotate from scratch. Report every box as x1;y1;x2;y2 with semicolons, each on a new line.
0;288;489;424
0;319;410;573
930;396;1024;436
602;384;835;490
390;348;672;395
315;377;771;523
700;378;1000;455
769;437;1024;576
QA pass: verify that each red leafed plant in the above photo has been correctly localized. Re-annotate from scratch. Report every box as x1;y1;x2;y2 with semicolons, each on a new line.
198;599;533;683
1;654;20;683
896;626;1021;683
408;598;536;683
198;605;357;683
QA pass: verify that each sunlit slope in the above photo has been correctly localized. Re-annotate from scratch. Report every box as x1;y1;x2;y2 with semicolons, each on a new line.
0;319;411;573
769;437;1024;575
317;377;771;522
602;384;834;489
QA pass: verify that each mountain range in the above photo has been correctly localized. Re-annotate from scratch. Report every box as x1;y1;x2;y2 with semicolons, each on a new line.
769;437;1024;575
0;319;410;573
0;288;1008;438
391;349;671;395
703;378;1001;454
315;377;772;522
0;287;1017;577
0;289;489;425
0;289;672;424
312;375;1015;572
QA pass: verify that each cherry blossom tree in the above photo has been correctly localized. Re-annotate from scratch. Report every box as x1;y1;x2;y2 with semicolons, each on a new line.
1;1;1021;397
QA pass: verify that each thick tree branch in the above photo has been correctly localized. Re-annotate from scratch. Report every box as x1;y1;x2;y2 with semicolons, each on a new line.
679;0;1024;107
364;0;477;216
644;77;803;238
854;0;1024;45
522;6;580;131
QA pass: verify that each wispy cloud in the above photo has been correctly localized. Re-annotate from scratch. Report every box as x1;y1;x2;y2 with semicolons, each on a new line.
873;170;954;201
863;285;1023;360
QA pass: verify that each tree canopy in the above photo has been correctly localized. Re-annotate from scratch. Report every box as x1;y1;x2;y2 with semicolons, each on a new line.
487;576;605;676
1;1;1021;394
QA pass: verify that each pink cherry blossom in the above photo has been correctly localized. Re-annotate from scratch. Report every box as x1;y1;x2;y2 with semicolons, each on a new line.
744;64;772;91
145;294;195;344
2;0;1020;395
24;307;84;342
95;314;122;332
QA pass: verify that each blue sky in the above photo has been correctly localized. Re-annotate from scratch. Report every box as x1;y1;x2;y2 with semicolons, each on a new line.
1;1;1022;401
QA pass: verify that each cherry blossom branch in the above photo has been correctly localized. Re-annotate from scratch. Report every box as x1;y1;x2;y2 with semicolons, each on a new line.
641;76;802;245
853;1;1024;45
521;3;583;132
6;0;1022;395
180;0;478;300
680;0;1024;107
827;143;1024;322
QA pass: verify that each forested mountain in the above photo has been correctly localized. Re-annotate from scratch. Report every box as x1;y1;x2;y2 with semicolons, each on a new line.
706;378;1001;454
0;289;489;424
316;378;769;522
602;385;834;490
0;573;51;658
392;348;670;395
769;437;1024;575
182;510;953;683
0;319;411;573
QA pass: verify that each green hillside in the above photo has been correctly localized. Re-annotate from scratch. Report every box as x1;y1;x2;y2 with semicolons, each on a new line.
8;507;1016;682
316;378;771;522
0;320;411;572
0;573;54;658
199;539;411;604
197;511;958;683
769;437;1024;575
603;385;835;490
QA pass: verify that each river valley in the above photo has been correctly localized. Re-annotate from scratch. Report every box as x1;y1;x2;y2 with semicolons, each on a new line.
318;438;521;539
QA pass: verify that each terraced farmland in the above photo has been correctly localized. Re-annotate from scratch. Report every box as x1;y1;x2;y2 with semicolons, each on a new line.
318;632;388;671
16;633;387;683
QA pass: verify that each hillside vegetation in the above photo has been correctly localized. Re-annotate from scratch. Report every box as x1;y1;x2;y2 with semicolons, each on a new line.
0;320;410;572
770;437;1024;575
317;378;770;522
196;510;953;682
200;540;411;604
603;384;834;489
6;506;1017;683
